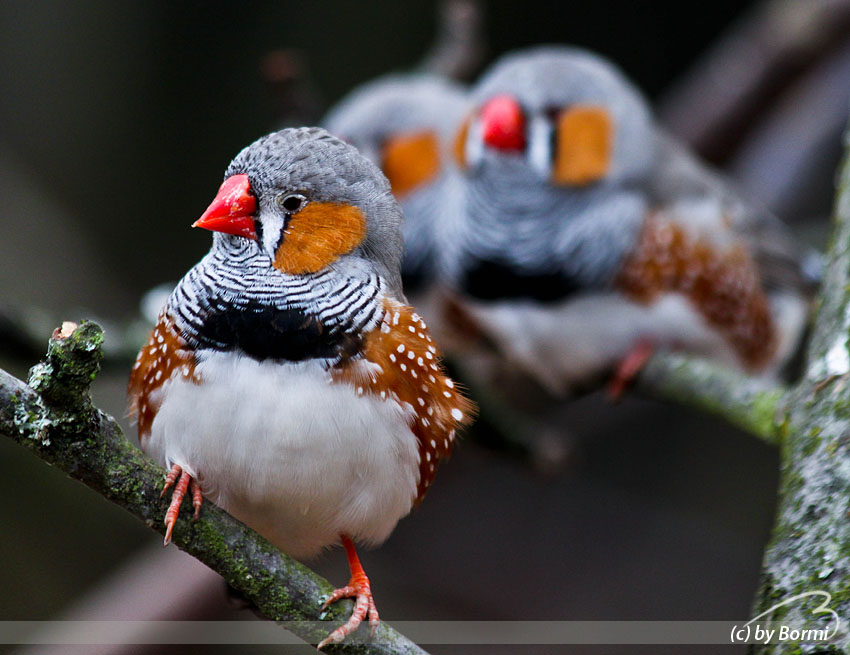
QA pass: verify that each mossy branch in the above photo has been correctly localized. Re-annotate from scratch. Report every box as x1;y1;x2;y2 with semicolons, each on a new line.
0;320;428;655
635;352;787;445
745;130;850;654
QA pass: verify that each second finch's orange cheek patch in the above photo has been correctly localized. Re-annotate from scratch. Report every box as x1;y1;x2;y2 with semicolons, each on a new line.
552;105;613;186
273;202;367;275
382;131;441;198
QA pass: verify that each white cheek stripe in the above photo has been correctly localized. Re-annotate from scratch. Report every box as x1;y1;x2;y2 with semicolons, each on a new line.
528;113;553;179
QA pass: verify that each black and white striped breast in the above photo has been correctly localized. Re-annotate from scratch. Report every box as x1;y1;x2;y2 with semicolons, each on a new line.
451;164;648;302
168;238;382;363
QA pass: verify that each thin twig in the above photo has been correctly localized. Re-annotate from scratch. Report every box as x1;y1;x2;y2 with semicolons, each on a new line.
634;352;786;445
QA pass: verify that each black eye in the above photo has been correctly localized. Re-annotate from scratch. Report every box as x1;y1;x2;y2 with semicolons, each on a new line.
278;193;307;213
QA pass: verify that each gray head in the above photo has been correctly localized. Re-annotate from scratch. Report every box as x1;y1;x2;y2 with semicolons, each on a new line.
195;127;404;295
447;47;657;288
324;74;470;285
457;46;656;189
324;73;469;197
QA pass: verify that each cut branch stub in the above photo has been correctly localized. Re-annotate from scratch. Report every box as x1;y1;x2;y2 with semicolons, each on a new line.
27;320;103;414
0;321;430;653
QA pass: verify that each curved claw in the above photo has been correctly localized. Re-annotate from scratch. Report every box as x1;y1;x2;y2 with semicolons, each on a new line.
317;535;380;650
161;465;202;546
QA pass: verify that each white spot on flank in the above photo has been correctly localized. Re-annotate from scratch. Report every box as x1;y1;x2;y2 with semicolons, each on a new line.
400;363;407;371
408;326;416;333
380;390;387;400
825;339;850;376
393;312;400;325
397;344;405;353
417;357;424;367
425;352;433;360
156;334;164;344
417;397;425;406
421;417;430;427
443;391;451;398
425;451;431;461
451;408;463;421
428;345;436;354
411;370;418;378
149;348;157;356
430;439;436;448
445;379;454;388
381;323;390;333
429;375;436;383
412;313;420;322
155;370;162;381
407;350;415;360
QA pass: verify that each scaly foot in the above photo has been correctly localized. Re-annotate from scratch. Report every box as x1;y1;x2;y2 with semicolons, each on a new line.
317;535;379;649
608;338;654;400
161;464;203;545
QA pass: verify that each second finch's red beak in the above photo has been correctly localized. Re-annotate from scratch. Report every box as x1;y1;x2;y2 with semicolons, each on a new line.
480;95;526;152
193;174;258;239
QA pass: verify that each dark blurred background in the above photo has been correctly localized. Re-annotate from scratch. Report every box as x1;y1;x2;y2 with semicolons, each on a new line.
1;1;847;653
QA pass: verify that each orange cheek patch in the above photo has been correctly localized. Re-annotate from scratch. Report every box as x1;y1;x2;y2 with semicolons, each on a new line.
381;131;441;198
273;202;367;275
452;115;471;169
552;105;613;186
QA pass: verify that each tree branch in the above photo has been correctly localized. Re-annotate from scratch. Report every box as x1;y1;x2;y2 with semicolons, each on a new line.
747;129;850;653
1;320;428;654
634;352;786;445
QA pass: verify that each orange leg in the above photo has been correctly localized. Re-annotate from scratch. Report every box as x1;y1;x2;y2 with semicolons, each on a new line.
317;535;379;650
608;338;654;400
160;464;202;546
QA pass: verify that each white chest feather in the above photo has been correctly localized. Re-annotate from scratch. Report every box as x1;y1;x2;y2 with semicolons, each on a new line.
145;352;420;560
457;292;738;396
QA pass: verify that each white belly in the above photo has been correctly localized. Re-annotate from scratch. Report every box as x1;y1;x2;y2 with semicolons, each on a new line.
144;351;420;560
458;292;738;396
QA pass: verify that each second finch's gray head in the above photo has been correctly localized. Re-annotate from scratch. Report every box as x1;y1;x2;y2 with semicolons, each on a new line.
458;46;656;189
447;47;656;290
195;127;404;296
324;74;470;286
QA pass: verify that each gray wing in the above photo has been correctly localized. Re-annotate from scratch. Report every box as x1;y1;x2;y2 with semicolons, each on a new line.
648;133;819;298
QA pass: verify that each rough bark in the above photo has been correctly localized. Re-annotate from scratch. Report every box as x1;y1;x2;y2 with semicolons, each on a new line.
746;133;850;654
0;321;427;654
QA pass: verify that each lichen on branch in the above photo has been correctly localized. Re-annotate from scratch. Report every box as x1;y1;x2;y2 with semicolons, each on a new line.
0;320;427;655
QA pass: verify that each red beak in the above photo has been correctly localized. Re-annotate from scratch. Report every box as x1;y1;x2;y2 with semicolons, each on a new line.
480;95;526;152
192;174;258;239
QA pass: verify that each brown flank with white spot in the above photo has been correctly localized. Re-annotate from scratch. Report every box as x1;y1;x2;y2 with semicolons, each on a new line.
616;216;777;369
334;298;476;504
128;314;198;442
